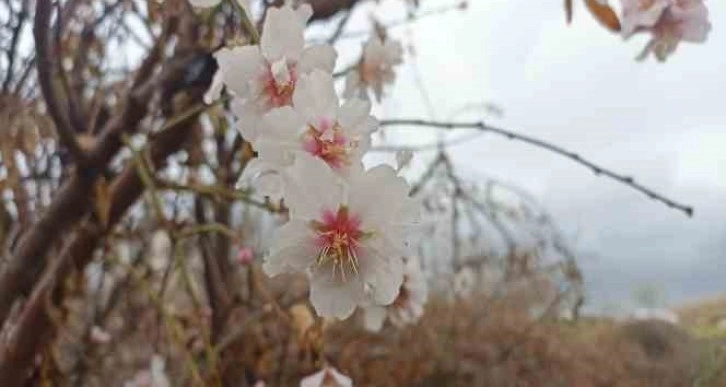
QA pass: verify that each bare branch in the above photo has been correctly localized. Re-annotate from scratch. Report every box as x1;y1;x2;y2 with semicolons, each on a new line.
381;119;694;217
33;0;88;166
2;0;29;93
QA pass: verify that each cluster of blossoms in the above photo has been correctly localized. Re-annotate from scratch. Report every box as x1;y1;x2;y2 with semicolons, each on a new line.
197;2;426;325
190;1;427;384
616;0;711;61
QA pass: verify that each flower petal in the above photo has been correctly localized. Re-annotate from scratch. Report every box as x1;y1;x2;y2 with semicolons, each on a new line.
348;164;415;229
282;153;343;221
337;98;373;132
263;219;317;276
298;44;337;74
215;46;265;97
309;272;364;319
358;238;404;305
261;5;306;61
292;70;339;125
362;305;387;332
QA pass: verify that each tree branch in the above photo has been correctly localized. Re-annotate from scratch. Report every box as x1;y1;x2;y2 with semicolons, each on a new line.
380;119;694;217
0;103;203;387
33;0;88;166
0;23;180;327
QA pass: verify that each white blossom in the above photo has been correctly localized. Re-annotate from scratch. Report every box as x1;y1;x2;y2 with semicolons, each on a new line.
344;36;403;102
263;154;419;319
214;4;337;142
363;256;428;331
244;70;377;196
300;365;352;387
619;0;711;61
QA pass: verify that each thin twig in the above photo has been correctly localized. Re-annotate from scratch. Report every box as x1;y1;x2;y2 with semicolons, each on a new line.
381;119;694;217
327;10;353;44
312;2;464;43
370;132;483;152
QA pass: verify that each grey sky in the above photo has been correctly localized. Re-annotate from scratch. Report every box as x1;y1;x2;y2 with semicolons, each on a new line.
328;0;725;310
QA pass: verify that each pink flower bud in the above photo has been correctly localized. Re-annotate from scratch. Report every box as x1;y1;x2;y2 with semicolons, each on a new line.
236;247;254;265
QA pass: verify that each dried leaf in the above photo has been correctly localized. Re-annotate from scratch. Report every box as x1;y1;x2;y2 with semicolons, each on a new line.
289;303;314;340
585;0;621;32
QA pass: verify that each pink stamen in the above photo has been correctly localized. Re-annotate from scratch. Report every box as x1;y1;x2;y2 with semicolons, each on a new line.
311;206;365;281
260;62;297;109
302;122;351;170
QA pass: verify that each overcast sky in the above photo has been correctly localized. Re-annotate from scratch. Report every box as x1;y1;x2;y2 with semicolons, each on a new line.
323;0;726;311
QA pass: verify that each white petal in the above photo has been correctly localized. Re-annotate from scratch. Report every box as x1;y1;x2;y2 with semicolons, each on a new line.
260;106;307;140
337;98;373;132
309;273;363;319
254;107;307;169
358;239;404;305
363;305;387;332
261;5;305;61
239;159;286;199
231;99;263;143
295;3;313;24
348;164;413;229
215;46;265;98
299;369;326;387
292;70;339;124
282;154;343;221
263;219;317;276
328;367;353;387
298;44;337;74
270;57;292;86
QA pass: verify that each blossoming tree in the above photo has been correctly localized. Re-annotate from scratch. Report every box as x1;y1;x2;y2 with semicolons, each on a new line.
0;0;709;385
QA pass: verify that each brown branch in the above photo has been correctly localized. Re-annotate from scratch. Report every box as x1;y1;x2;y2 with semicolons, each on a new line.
33;0;88;166
381;119;694;217
0;103;203;387
0;23;178;327
307;0;362;22
2;1;29;93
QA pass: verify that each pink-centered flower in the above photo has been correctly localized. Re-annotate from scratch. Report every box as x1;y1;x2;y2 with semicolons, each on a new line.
619;0;711;61
244;70;376;197
263;154;419;319
214;4;337;142
363;256;428;331
344;36;403;102
300;365;352;387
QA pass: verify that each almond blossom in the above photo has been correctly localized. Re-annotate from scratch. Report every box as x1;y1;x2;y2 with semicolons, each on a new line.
300;365;352;387
244;70;377;196
363;256;428;331
214;4;337;142
344;35;403;102
262;154;419;319
619;0;711;61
